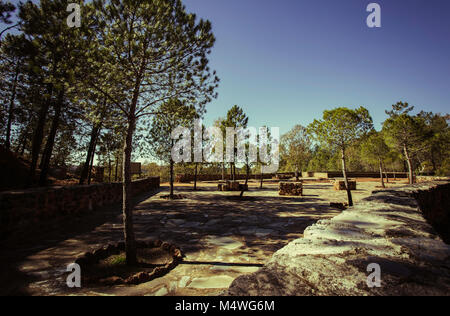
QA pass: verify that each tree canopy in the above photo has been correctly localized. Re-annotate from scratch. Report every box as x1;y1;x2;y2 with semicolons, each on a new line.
280;124;312;178
308;107;373;206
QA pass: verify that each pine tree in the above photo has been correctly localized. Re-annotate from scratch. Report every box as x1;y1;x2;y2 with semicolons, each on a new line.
308;107;373;206
78;0;219;265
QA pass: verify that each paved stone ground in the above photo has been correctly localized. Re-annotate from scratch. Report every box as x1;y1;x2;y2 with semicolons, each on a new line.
0;179;405;296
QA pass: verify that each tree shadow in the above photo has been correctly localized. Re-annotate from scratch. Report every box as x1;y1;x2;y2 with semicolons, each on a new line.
0;188;162;296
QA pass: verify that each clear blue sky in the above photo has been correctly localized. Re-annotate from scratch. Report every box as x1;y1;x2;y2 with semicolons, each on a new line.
3;0;449;135
184;0;450;134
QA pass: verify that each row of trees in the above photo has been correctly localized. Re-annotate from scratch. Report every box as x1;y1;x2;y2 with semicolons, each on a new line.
158;101;448;207
1;0;219;265
279;102;449;205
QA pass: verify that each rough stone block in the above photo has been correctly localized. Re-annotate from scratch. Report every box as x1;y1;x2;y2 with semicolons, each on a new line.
279;182;303;196
334;180;356;191
218;181;247;192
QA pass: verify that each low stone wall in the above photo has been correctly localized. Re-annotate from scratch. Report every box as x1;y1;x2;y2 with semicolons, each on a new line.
412;182;450;244
302;171;409;179
228;182;450;296
276;173;295;180
176;173;273;183
0;177;160;236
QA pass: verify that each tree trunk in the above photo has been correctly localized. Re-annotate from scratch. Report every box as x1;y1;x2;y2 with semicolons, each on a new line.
378;159;385;188
260;165;264;189
170;159;174;198
79;123;101;185
194;163;198;191
240;163;250;198
430;149;437;173
39;88;64;186
384;162;389;183
5;64;19;150
295;166;299;181
341;148;353;207
245;163;250;185
29;84;53;185
87;138;96;185
221;162;225;181
20;139;26;156
123;114;137;266
108;157;112;183
15;125;29;154
114;153;119;182
404;145;414;184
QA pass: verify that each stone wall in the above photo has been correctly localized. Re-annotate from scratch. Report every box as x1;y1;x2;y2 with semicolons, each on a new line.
176;173;273;183
302;171;409;179
412;182;450;244
228;182;450;296
0;177;160;237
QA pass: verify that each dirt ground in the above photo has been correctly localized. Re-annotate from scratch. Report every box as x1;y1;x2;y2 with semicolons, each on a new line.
0;178;407;296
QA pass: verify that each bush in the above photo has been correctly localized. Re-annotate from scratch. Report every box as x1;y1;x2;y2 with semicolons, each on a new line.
436;158;450;176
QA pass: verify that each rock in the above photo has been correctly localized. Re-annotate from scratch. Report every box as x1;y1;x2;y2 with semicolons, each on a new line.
161;242;171;250
188;276;235;289
228;182;450;296
125;272;150;285
154;287;168;296
178;276;191;288
173;249;183;260
205;236;243;250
